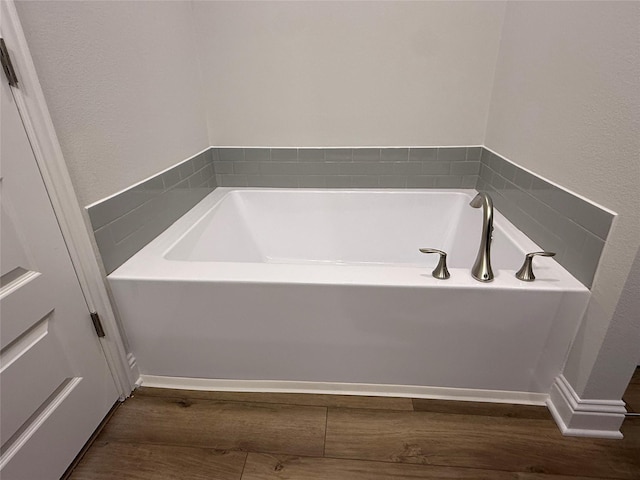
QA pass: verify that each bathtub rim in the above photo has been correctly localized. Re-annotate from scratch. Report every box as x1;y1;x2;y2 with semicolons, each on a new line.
108;187;588;293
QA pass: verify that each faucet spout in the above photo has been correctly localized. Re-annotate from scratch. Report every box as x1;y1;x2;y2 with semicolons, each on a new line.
469;192;494;282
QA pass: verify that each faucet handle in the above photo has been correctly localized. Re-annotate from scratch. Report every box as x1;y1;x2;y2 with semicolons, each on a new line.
419;248;450;280
515;251;556;281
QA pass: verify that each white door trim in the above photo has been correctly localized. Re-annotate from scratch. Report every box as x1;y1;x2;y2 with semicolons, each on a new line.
1;0;136;397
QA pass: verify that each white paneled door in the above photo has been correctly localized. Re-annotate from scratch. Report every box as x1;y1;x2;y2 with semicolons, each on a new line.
0;46;119;479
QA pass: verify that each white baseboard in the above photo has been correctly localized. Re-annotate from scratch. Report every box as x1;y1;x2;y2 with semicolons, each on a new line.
547;375;626;439
138;375;549;405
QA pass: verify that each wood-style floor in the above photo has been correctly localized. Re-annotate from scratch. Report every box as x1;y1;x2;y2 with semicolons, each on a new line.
67;370;640;480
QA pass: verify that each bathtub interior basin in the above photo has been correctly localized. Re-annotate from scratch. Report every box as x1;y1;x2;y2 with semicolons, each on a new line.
164;189;524;270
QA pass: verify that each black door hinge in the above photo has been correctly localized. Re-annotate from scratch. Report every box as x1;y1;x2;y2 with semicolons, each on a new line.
90;312;106;338
0;38;19;87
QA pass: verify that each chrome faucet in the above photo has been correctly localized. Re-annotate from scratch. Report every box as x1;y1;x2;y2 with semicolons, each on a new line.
469;192;494;282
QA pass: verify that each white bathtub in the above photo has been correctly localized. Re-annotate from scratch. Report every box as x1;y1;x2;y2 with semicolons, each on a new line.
109;188;589;403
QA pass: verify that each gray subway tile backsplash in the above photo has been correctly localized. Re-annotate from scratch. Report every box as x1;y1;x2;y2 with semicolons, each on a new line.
244;148;270;162
435;176;463;188
461;175;478;188
325;149;352;162
339;162;394;176
406;175;437;188
298;175;328;188
466;147;483;161
379;175;408;188
352;148;381;162
422;162;451;175
244;175;296;188
87;149;215;273
192;151;208;171
325;175;352;188
350;175;380;188
260;161;301;176
218;148;245;162
437;147;467;162
211;147;483;189
87;177;162;231
88;145;612;290
232;161;261;175
298;148;325;162
213;161;234;174
161;168;181;190
409;148;437;162
178;159;195;178
214;147;490;188
451;161;480;176
270;148;298;162
478;148;613;288
380;148;409;162
400;163;423;175
219;174;248;187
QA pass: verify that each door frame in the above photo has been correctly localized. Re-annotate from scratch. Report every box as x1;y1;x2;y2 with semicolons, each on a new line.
1;0;137;398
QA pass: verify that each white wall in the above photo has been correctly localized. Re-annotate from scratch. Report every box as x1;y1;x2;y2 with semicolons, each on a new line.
16;0;209;206
193;1;506;147
485;1;640;398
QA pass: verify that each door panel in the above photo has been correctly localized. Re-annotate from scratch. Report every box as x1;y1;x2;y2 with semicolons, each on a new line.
0;272;55;349
0;38;119;479
1;313;70;445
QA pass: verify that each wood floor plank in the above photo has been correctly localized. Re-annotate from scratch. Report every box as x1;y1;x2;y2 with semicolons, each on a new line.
99;395;326;457
135;386;413;411
324;408;640;479
411;399;551;419
69;441;246;480
240;453;612;480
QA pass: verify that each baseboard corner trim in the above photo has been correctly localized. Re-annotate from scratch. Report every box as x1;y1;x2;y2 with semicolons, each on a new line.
547;375;626;439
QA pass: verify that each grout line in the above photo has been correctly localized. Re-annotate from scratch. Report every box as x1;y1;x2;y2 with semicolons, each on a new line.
96;438;250;455
238;451;249;480
134;391;415;411
94;438;326;460
322;407;329;457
